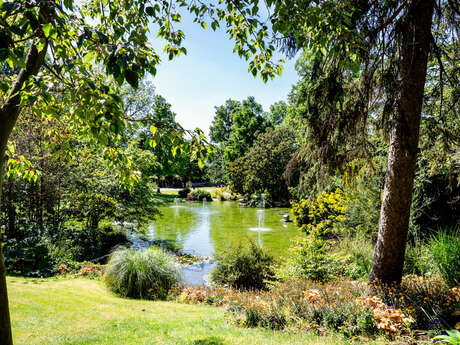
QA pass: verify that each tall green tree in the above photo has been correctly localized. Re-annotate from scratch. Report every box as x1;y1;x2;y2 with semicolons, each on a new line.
227;127;296;201
0;1;220;342
265;101;288;127
224;96;268;162
209;99;239;144
254;0;457;285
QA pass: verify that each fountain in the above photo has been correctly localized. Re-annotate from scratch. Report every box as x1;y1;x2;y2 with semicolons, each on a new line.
171;197;183;208
260;193;265;208
249;209;271;233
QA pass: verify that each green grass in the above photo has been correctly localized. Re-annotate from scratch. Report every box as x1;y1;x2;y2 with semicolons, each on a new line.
7;277;389;345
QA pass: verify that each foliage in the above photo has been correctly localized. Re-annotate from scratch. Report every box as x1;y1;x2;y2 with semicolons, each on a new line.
433;330;460;345
403;241;436;277
334;235;374;279
205;145;226;185
210;187;234;201
223;97;268;162
273;236;360;282
9;278;360;345
178;188;190;198
355;296;414;336
50;226;127;263
104;247;182;300
429;229;460;287
209;100;239;144
291;189;347;239
410;171;460;241
4;233;54;277
210;241;275;290
371;276;460;330
55;261;105;279
176;279;381;336
226;127;296;202
340;156;387;237
265;101;288;127
187;189;212;202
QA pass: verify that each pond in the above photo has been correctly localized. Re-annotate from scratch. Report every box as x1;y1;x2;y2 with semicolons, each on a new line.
129;201;300;285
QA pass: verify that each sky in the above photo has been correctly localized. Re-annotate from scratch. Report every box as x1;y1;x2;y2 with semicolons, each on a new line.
147;12;299;136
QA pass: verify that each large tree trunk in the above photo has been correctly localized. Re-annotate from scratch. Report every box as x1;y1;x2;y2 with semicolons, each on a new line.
0;43;48;345
369;0;435;285
0;115;15;345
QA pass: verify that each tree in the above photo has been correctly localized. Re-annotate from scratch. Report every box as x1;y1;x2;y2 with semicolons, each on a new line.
249;0;456;286
265;101;288;127
224;97;268;162
0;1;215;342
209;99;239;144
227;127;296;201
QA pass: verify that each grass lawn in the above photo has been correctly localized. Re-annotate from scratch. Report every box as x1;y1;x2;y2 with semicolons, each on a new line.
7;277;389;345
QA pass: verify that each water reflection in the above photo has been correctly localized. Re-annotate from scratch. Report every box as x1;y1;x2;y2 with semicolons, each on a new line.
138;201;298;258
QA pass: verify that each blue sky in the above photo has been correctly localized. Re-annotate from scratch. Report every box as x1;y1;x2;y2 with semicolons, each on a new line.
148;12;299;136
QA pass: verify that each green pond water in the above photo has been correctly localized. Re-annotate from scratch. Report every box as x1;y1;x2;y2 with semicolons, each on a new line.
129;201;301;285
147;201;300;258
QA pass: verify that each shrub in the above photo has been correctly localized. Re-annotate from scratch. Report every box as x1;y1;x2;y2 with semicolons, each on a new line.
210;187;233;201
104;247;182;299
4;235;55;277
50;226;128;262
210;241;275;290
334;235;374;279
273;235;360;282
291;188;347;239
175;279;379;336
429;228;460;287
371;275;460;330
178;188;190;198
403;241;435;277
187;189;212;201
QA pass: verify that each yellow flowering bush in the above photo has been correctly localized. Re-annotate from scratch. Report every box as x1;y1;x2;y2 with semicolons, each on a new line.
291;188;348;239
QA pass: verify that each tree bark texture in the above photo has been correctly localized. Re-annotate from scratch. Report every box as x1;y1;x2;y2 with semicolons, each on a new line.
369;0;435;285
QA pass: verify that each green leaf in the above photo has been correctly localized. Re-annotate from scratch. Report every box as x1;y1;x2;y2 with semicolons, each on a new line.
145;6;154;16
124;69;139;88
42;23;52;38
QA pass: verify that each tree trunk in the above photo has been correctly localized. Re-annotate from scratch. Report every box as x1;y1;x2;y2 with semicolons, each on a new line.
0;42;48;345
0;120;14;345
369;0;435;285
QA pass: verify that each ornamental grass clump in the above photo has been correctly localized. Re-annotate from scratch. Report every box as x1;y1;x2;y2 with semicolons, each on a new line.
104;247;182;299
429;229;460;288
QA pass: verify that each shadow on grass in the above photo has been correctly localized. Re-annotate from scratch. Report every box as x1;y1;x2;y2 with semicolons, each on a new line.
191;336;225;345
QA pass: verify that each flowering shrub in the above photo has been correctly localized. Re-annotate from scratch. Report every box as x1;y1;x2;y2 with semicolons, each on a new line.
78;263;104;279
55;261;105;279
174;277;459;339
356;296;413;336
291;188;348;239
371;275;460;330
175;280;378;336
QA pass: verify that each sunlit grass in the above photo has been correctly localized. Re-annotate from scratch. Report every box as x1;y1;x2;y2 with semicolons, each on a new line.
7;277;388;345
